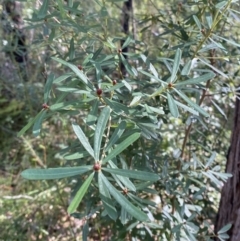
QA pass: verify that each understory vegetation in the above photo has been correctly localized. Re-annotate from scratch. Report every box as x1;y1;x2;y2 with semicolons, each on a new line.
1;0;240;240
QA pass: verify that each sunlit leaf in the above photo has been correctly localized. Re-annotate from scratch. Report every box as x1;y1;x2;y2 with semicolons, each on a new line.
105;121;126;151
72;123;95;159
21;166;92;180
32;110;47;137
52;57;93;88
169;48;182;83
167;92;179;118
94;106;110;161
102;132;141;164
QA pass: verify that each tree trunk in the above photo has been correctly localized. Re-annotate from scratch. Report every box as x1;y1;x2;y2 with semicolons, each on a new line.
215;93;240;240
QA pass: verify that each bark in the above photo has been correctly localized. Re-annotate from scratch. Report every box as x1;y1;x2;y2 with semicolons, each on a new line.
214;93;240;241
120;0;132;76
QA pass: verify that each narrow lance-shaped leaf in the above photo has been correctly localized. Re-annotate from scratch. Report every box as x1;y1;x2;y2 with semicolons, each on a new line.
102;132;141;164
169;48;182;83
69;38;75;60
119;54;138;77
17;110;44;137
108;160;136;192
38;0;49;18
32;110;47;137
68;172;94;214
175;72;215;86
52;57;94;88
167;92;179;118
198;58;229;79
122;36;132;49
21;166;92;180
72;123;95;159
175;100;199;116
98;172;118;220
105;121;126;152
44;73;54;103
173;88;209;117
102;167;159;182
94;106;110;161
100;173;149;221
181;60;192;76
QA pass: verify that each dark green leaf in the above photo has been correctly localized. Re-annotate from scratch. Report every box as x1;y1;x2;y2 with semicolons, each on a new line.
68;172;94;214
98;172;118;220
100;173;149;221
38;0;49;18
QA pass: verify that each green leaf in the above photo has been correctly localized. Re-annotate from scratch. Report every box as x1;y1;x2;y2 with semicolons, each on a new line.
98;172;118;220
198;58;229;79
167;93;179;118
44;73;54;103
175;100;199;116
102;132;141;164
170;48;182;83
211;99;227;119
94;106;110;161
105;121;126;152
38;0;49;18
108;160;136;192
69;38;75;60
56;0;65;17
217;223;232;234
52;57;93;88
72;123;95;159
53;73;73;84
175;72;215;86
17;110;44;137
32;110;47;137
193;15;202;30
122;36;132;49
63;151;89;160
181;60;192;76
119;54;138;76
173;89;209;117
140;54;159;78
205;12;213;28
100;173;149;221
86;99;99;125
102;167;159;181
21;166;92;180
103;97;129;114
68;172;94;214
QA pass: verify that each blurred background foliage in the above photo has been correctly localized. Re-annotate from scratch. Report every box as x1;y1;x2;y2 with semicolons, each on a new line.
0;0;239;240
